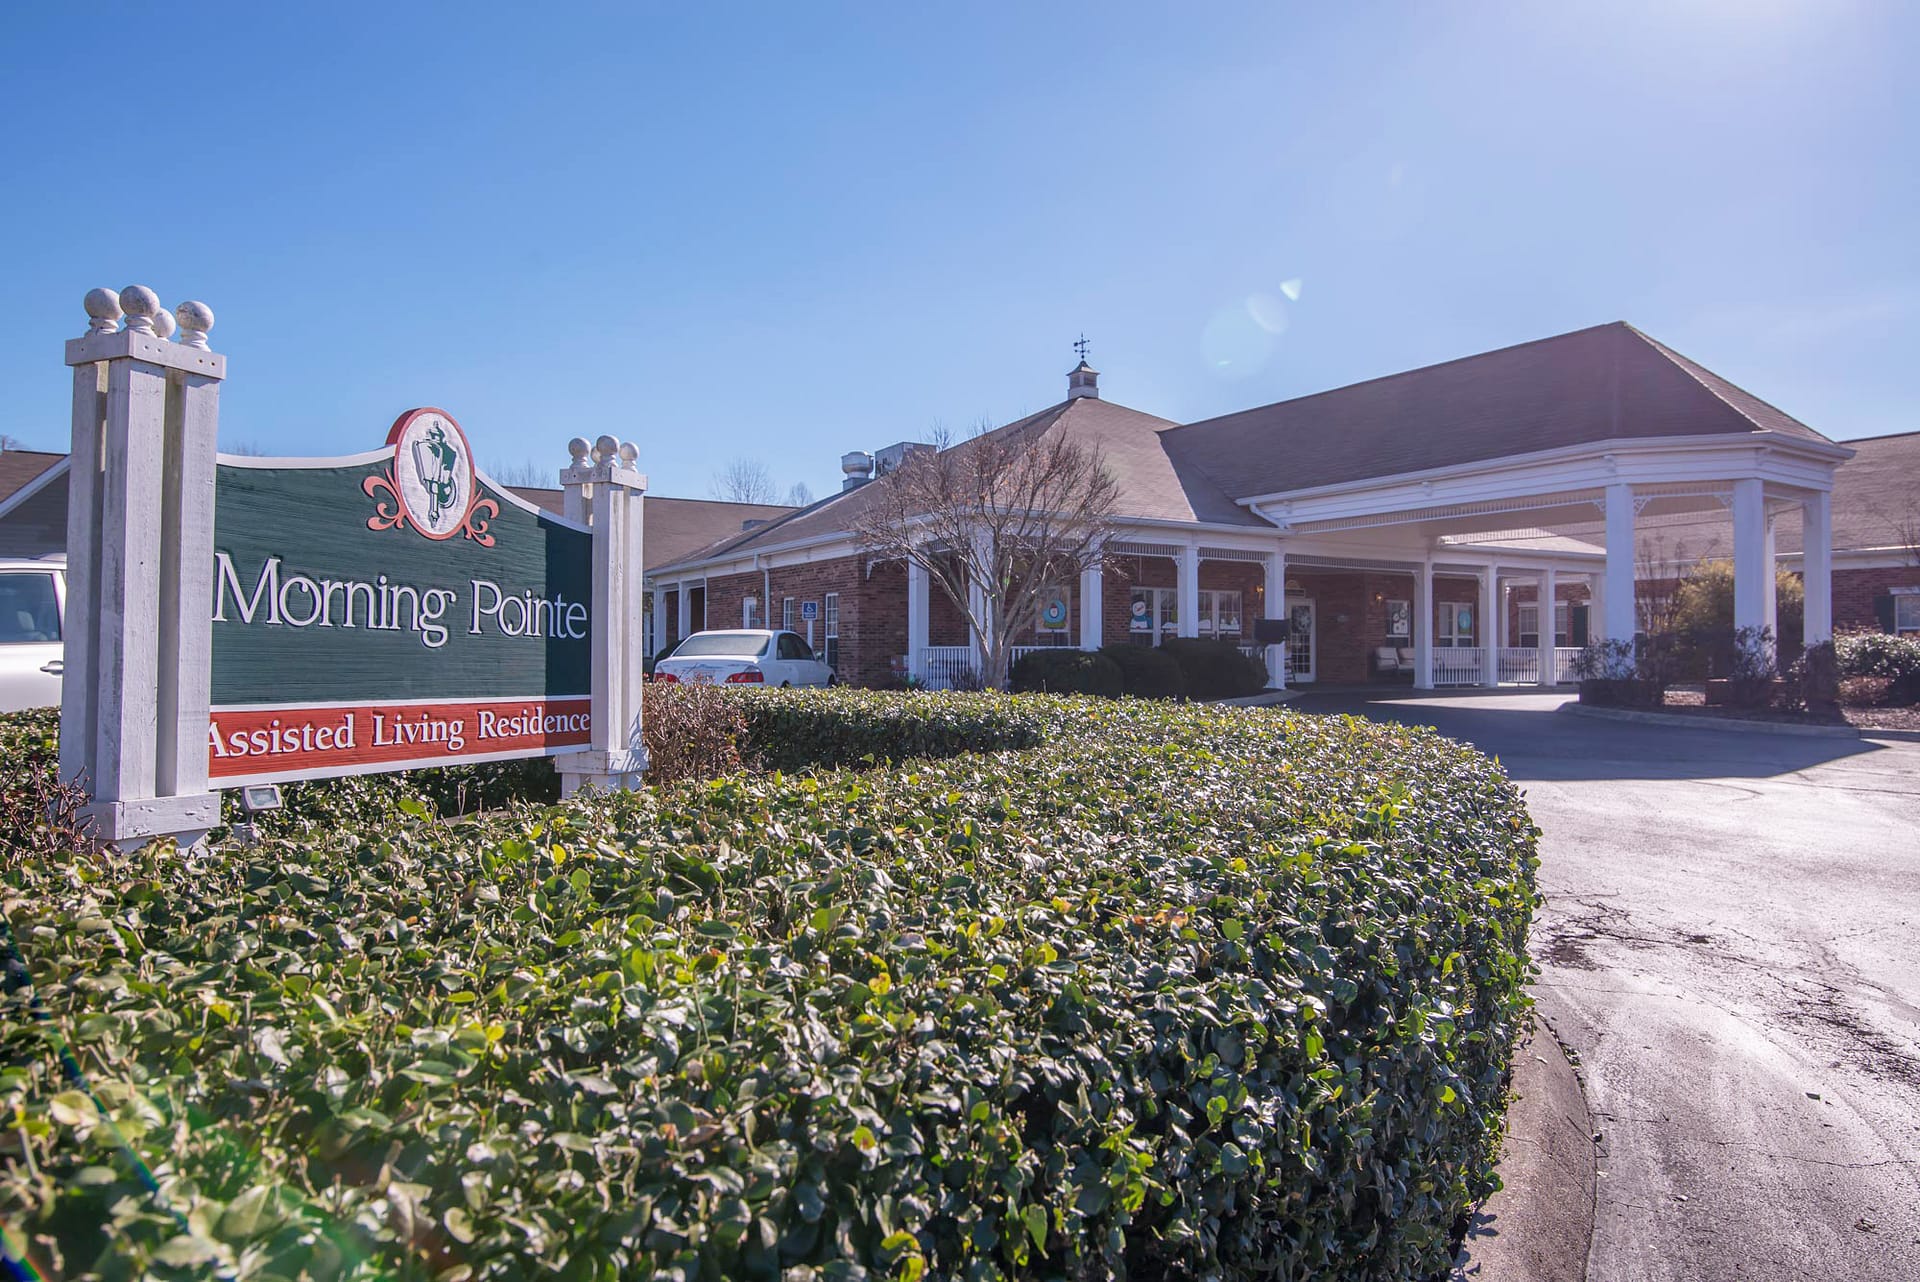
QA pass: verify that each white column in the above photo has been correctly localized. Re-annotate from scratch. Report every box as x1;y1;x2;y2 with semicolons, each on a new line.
1731;477;1768;636
1079;558;1104;651
1479;566;1499;687
1413;561;1434;689
1177;543;1200;638
907;555;930;679
1603;483;1637;643
1761;513;1779;658
60;286;224;849
558;435;648;796
677;580;693;641
1802;491;1833;647
1537;566;1558;686
1264;547;1286;689
1587;571;1605;645
651;585;667;656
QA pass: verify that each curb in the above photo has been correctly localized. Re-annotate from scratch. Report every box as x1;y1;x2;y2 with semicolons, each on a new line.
1558;701;1860;739
1453;1013;1596;1282
1213;690;1301;707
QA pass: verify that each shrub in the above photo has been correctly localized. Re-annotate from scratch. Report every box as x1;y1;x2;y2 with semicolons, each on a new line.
0;707;95;866
1099;642;1187;699
733;687;1045;771
641;683;747;785
1835;632;1920;703
1840;675;1894;707
1671;559;1805;676
1157;637;1269;700
1009;647;1124;697
2;694;1537;1282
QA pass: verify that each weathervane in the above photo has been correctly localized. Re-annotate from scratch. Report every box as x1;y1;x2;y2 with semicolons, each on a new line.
1074;334;1090;362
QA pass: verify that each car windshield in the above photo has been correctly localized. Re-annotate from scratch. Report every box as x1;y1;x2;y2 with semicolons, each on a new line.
0;573;60;644
670;632;768;658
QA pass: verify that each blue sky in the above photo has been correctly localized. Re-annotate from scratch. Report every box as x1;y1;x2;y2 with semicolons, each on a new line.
3;3;1914;499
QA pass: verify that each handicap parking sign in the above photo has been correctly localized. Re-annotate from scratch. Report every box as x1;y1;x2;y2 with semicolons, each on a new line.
801;600;819;621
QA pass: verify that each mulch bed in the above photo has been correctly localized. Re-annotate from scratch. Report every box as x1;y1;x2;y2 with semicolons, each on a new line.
1658;688;1920;731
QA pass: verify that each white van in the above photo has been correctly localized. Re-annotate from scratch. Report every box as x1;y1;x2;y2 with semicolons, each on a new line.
0;555;66;712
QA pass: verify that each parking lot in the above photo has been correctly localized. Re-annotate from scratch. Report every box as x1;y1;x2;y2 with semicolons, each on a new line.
1290;690;1920;1282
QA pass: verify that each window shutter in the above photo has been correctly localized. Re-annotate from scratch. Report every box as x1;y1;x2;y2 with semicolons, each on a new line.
1874;594;1896;633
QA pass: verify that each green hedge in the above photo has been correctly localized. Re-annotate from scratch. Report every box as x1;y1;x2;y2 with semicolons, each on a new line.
1009;648;1125;697
2;693;1537;1282
1099;642;1187;700
1157;637;1270;700
732;687;1045;771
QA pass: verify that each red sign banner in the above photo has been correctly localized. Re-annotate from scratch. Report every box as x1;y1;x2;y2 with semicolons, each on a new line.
207;696;592;785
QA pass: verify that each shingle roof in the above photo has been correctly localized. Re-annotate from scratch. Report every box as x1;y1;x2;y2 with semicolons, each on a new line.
1160;322;1832;502
0;450;66;508
650;394;1271;573
506;487;796;572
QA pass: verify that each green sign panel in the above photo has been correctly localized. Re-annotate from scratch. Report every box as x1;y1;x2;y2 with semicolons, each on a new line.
207;408;594;785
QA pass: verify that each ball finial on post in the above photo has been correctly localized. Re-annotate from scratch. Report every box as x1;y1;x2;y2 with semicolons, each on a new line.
120;285;161;336
83;288;123;336
567;437;591;465
593;434;619;465
152;309;178;342
618;441;638;467
175;301;215;351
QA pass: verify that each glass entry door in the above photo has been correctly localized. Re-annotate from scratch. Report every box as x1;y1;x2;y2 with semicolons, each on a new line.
1286;597;1315;683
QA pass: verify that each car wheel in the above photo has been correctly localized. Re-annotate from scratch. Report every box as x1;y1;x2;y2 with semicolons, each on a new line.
827;674;838;687
781;681;791;688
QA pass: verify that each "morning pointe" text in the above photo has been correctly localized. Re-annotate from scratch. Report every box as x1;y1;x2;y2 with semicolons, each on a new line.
212;552;587;649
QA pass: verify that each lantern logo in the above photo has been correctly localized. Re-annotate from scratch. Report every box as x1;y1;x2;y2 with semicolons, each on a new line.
365;408;501;546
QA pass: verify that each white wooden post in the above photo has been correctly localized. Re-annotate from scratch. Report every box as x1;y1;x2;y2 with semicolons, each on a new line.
61;286;224;848
1177;543;1200;638
556;435;648;796
677;581;693;643
1603;483;1637;644
651;585;668;656
1802;491;1833;647
1479;566;1498;688
1412;560;1434;689
1731;477;1768;637
1264;547;1286;689
968;529;992;677
1537;566;1558;686
907;554;930;680
1761;512;1779;662
1079;557;1104;651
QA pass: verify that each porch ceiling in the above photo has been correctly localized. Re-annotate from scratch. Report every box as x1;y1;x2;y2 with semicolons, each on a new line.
1292;485;1764;544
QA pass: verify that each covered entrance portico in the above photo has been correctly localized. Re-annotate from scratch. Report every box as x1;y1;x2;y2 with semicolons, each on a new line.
1239;430;1852;684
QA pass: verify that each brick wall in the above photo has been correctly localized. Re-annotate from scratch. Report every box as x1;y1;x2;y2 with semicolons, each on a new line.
1835;564;1920;632
1505;581;1593;641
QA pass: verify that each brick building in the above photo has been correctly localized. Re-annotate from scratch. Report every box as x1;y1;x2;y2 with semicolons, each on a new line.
647;322;1888;688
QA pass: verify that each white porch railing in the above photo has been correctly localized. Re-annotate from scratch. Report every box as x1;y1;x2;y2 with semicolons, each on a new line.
1433;648;1484;686
915;644;1065;689
1553;646;1582;684
1497;647;1540;685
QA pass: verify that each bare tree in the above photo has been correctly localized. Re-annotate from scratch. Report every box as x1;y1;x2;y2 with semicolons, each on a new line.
489;458;556;488
1865;496;1920;568
711;458;780;504
785;480;814;507
0;434;24;451
222;439;269;456
849;421;1123;690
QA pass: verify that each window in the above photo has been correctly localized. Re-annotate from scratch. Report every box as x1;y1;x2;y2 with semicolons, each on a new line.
1439;603;1475;647
0;573;60;643
823;593;840;669
1897;595;1920;636
779;633;814;660
781;597;794;631
742;596;759;628
1554;600;1571;646
1215;590;1242;635
1519;601;1570;648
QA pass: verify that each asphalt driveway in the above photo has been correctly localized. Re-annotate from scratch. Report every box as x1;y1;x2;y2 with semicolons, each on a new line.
1287;690;1920;1282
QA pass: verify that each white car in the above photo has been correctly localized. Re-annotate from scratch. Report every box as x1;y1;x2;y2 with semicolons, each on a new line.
653;629;836;688
0;555;66;713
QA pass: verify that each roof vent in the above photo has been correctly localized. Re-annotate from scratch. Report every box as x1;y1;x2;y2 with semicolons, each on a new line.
873;441;934;475
841;450;875;491
742;518;769;531
1067;359;1099;401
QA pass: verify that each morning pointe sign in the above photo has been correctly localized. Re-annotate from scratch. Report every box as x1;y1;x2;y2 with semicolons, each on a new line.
58;286;649;846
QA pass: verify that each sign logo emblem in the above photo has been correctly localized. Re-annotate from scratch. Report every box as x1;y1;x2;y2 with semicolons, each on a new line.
365;408;501;546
